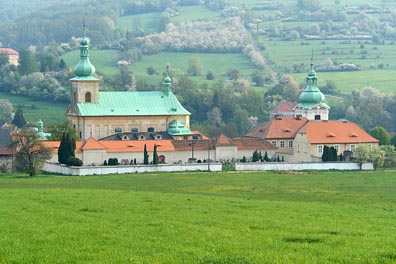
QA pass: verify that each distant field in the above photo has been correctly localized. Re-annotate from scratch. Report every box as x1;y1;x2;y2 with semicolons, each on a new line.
293;69;396;95
129;52;259;85
118;12;160;34
0;92;66;125
1;171;395;263
62;49;259;85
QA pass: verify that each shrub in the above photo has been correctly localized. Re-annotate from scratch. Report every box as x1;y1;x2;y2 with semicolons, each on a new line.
108;158;119;166
66;156;83;166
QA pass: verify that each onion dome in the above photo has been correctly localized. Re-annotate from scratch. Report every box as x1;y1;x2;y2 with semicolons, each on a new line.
74;32;96;77
298;59;325;105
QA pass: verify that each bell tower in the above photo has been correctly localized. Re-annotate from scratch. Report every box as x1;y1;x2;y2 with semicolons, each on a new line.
68;24;99;114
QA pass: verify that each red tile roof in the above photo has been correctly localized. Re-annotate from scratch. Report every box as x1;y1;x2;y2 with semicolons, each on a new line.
216;134;235;146
0;48;18;55
81;137;106;150
302;121;379;144
246;117;308;139
99;140;175;153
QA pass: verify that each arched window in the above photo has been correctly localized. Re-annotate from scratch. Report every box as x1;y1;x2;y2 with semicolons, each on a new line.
85;92;91;103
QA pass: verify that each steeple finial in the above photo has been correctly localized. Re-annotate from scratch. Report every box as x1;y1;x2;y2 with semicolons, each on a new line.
310;50;314;69
83;17;86;37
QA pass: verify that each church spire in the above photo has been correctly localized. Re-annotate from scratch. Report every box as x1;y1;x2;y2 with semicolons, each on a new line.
298;55;324;105
163;65;172;94
74;22;96;77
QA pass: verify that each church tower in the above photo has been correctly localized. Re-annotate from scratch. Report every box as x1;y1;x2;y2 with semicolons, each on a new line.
294;57;330;120
68;26;99;114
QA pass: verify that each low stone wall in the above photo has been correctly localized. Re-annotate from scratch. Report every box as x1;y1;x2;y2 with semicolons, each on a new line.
43;162;222;176
235;162;374;171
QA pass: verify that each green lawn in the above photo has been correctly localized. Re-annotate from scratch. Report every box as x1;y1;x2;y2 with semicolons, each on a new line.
1;171;395;263
0;92;67;125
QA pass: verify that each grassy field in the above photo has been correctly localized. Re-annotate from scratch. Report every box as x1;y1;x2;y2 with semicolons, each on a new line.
62;50;259;85
1;170;396;263
0;92;67;124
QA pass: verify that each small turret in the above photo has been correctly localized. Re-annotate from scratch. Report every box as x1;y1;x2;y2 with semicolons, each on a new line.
298;57;325;105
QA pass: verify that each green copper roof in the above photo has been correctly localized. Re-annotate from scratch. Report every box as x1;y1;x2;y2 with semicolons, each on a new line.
298;59;326;107
76;91;190;116
74;32;96;78
167;119;192;136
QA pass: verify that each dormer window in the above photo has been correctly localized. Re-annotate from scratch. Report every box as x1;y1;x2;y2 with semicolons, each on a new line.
122;135;129;140
139;135;145;140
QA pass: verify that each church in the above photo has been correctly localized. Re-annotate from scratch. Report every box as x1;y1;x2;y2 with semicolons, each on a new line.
66;30;192;141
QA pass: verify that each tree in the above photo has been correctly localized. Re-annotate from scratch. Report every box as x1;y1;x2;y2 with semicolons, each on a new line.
370;126;391;146
58;132;78;165
297;0;322;12
11;128;52;176
380;145;396;169
144;144;149;165
147;65;157;75
227;68;240;80
187;56;203;76
59;58;67;70
206;70;215;80
0;99;14;123
251;71;265;86
158;12;171;32
232;107;249;137
354;144;370;170
392;134;396;147
48;121;78;141
11;105;26;128
18;49;39;75
369;145;385;170
153;144;159;165
252;149;260;162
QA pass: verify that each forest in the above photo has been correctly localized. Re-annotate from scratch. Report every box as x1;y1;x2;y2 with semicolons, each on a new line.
0;0;396;139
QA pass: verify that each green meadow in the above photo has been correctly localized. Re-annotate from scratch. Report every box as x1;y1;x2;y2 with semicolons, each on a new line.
1;171;396;263
62;50;258;85
0;92;67;124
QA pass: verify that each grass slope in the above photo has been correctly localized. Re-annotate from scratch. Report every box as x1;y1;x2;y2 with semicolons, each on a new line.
1;171;395;263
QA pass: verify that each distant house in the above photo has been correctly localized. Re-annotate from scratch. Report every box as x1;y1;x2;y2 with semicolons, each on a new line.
0;48;19;66
246;116;308;160
292;120;379;162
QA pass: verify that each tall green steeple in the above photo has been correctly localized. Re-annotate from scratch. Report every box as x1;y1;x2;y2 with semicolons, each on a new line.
74;24;96;77
298;56;325;107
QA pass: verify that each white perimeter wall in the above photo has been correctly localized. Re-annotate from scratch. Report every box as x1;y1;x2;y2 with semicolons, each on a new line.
236;162;374;171
43;162;222;176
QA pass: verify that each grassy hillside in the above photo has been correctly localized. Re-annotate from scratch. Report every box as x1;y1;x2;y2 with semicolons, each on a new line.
1;171;395;263
62;50;259;85
0;92;67;124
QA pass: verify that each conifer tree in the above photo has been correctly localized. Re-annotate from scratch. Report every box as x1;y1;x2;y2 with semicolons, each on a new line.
12;105;27;128
153;144;159;165
144;144;149;165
